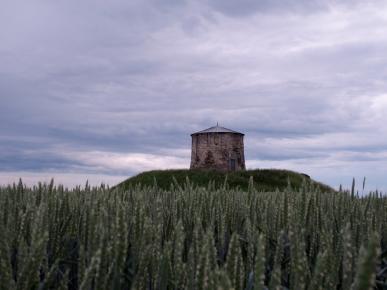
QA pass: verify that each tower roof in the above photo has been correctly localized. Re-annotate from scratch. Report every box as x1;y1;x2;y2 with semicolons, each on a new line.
191;125;244;135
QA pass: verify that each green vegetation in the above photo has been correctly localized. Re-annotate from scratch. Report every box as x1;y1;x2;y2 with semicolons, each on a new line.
0;179;386;290
115;169;333;192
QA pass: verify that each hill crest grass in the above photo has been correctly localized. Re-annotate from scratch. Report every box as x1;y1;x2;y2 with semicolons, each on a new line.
115;168;334;192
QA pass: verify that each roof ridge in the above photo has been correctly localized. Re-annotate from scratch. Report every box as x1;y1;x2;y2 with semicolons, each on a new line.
191;125;244;135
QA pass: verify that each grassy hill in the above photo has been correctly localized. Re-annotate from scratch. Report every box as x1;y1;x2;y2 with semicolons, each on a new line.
115;169;334;192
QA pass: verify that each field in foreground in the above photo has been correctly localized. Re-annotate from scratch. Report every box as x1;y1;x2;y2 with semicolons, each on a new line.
115;169;333;192
0;180;386;290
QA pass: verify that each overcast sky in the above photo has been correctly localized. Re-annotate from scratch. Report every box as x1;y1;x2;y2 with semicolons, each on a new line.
1;0;387;191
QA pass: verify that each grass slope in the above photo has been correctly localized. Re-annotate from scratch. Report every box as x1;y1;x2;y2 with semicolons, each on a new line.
115;169;333;192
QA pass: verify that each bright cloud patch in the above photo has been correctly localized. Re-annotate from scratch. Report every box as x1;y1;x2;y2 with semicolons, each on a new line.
61;150;190;172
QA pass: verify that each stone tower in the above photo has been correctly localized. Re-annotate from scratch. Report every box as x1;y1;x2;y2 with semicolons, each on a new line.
190;124;245;171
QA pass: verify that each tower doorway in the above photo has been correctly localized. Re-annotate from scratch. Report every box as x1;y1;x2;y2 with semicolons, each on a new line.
230;159;236;171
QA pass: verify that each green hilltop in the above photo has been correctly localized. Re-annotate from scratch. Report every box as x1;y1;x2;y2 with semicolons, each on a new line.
115;168;334;192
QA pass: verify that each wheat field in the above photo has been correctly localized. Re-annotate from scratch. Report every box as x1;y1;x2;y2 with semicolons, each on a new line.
0;179;386;290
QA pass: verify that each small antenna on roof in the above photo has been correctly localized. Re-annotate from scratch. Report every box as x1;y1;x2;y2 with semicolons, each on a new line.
217;121;219;126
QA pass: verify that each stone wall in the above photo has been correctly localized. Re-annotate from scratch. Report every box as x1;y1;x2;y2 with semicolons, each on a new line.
190;133;245;171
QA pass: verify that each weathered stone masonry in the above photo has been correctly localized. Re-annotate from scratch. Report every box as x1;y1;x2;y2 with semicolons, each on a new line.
190;125;245;171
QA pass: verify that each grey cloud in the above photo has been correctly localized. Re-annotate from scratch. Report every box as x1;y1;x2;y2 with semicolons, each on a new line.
248;149;329;161
205;0;385;17
206;0;327;17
